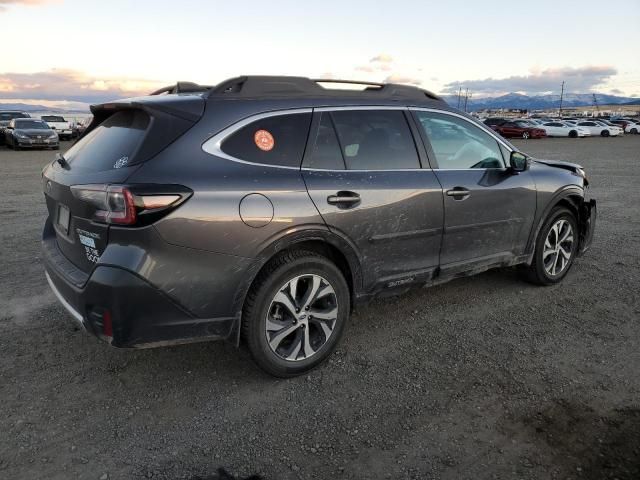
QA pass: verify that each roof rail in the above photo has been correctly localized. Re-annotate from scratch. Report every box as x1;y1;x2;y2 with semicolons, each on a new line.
150;81;212;96
204;76;444;102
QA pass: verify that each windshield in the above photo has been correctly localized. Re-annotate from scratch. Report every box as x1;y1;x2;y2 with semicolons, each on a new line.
0;112;29;121
514;121;531;127
15;120;49;129
41;116;66;122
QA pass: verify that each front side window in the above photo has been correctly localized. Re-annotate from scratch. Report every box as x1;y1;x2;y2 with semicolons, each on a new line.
329;110;420;170
221;113;312;167
415;111;505;169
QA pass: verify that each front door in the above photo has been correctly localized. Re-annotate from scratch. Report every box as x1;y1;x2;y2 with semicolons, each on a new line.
302;108;443;291
411;109;537;272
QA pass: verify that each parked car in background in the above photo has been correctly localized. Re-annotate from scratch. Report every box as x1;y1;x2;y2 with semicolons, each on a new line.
4;118;59;149
492;120;547;139
41;76;595;376
41;115;73;140
483;117;506;127
542;121;589;138
0;110;31;145
72;116;93;138
609;119;631;130
624;120;640;134
591;120;624;136
576;121;621;137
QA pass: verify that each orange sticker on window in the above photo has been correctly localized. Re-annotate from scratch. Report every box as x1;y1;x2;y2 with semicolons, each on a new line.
254;129;275;151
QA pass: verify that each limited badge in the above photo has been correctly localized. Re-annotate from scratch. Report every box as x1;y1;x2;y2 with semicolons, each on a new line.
254;130;275;151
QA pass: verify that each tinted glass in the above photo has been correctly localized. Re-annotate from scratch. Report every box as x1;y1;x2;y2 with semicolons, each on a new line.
303;113;345;170
42;116;65;122
330;110;419;170
15;120;49;129
64;110;150;172
416;111;505;169
0;112;29;121
221;113;312;167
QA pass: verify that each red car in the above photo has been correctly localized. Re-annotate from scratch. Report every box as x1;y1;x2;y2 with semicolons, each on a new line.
491;120;547;139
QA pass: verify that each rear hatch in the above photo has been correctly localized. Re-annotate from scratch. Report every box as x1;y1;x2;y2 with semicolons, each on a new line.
42;94;204;273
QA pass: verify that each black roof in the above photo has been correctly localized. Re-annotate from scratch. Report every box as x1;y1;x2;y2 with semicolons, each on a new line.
150;76;444;103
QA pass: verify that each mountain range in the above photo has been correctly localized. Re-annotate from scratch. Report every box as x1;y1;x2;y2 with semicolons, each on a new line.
442;93;639;111
2;93;639;114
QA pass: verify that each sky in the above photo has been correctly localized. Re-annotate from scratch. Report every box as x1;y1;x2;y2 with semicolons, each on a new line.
1;0;639;109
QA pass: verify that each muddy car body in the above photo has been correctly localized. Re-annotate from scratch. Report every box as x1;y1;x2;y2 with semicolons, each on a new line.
43;76;596;376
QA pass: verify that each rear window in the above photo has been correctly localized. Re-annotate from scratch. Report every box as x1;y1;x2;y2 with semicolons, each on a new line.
42;116;66;122
64;110;150;172
1;112;30;121
221;113;312;167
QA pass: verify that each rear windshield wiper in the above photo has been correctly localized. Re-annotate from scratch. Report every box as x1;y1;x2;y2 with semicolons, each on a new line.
56;153;68;168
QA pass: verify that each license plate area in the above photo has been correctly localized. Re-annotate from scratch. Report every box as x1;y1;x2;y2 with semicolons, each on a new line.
57;204;70;234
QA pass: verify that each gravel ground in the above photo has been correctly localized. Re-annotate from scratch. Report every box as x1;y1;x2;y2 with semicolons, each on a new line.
0;137;639;480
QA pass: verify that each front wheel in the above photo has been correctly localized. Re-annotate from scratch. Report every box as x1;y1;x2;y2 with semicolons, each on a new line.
568;130;578;138
242;250;350;377
631;128;638;135
522;131;530;139
522;207;579;285
601;130;610;137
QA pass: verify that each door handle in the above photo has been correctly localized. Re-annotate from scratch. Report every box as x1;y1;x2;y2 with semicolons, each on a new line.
327;191;361;208
446;187;470;200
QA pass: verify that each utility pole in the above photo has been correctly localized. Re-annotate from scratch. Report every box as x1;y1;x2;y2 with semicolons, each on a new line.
559;81;565;118
457;86;462;109
463;88;469;112
592;93;600;116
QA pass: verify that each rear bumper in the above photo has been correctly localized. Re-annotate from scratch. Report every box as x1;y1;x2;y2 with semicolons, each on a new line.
43;234;237;348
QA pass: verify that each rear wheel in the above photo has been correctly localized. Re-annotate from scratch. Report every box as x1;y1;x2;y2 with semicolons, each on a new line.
568;130;578;138
523;207;578;285
242;250;350;377
522;131;530;139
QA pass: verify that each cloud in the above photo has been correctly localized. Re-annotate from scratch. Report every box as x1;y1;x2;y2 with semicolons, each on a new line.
442;66;618;95
610;88;623;95
0;69;165;103
385;74;422;86
0;0;58;11
370;54;393;64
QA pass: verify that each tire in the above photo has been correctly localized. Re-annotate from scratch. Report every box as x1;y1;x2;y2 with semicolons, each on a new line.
242;250;350;377
601;130;610;137
568;130;578;138
522;131;530;139
522;207;579;286
631;128;638;135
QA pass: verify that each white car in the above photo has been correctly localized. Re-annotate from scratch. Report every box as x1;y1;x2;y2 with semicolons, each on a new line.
591;120;624;136
40;115;73;140
624;120;640;134
575;120;621;137
542;121;590;138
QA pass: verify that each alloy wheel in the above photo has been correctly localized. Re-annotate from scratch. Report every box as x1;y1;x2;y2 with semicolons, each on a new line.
522;132;530;139
265;274;338;362
543;219;574;276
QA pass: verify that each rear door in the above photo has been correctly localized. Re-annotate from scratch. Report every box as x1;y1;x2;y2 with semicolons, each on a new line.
411;109;537;273
302;108;443;291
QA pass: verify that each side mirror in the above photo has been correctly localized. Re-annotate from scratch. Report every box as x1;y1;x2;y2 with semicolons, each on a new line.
509;151;529;172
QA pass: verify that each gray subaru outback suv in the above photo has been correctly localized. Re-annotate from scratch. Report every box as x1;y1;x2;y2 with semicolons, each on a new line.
42;76;596;377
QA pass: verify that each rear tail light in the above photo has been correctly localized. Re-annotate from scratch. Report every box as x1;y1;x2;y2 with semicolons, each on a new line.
71;184;191;226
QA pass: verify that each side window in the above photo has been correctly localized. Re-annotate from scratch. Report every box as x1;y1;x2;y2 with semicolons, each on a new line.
221;112;312;167
415;111;505;169
303;113;345;170
330;110;420;170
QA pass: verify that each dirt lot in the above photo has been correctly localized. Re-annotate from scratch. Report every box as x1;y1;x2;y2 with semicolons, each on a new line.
1;137;639;480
